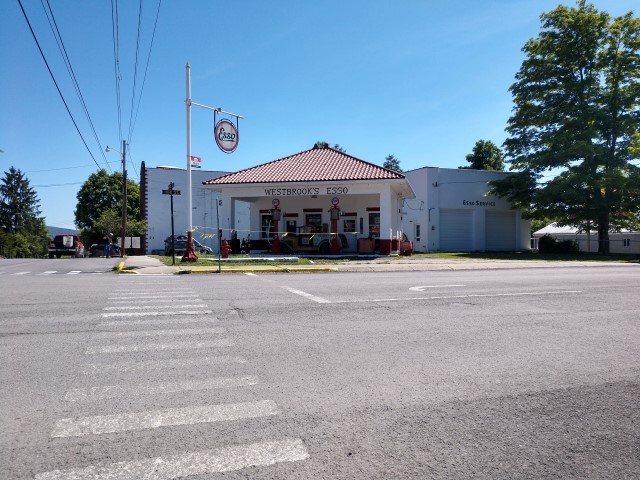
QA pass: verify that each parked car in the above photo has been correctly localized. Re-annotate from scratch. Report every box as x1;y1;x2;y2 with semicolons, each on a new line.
164;235;213;255
48;234;84;258
88;243;121;258
280;225;347;254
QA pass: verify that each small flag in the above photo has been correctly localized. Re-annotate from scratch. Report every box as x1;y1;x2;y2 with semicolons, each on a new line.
190;156;202;168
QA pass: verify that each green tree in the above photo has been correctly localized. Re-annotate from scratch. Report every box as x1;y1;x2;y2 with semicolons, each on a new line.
383;154;403;172
75;169;141;243
460;140;504;170
491;1;640;254
0;167;49;257
314;141;346;152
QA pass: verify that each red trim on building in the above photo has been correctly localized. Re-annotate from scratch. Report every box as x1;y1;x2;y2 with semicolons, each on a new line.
283;213;299;217
259;209;271;213
366;207;380;212
341;212;357;217
303;208;323;213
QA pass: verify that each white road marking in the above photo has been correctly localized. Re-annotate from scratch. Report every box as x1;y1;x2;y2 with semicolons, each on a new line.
80;356;246;374
409;284;465;291
100;310;212;318
281;286;331;303
85;339;234;354
68;271;81;275
97;317;219;327
91;327;226;339
112;288;194;293
332;290;583;303
65;375;258;401
40;271;57;275
35;438;309;479
106;298;194;304
51;399;280;437
244;272;257;276
13;272;30;275
108;294;200;300
103;304;208;310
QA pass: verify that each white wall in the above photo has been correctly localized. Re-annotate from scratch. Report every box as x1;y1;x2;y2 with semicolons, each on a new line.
403;167;530;252
144;167;249;254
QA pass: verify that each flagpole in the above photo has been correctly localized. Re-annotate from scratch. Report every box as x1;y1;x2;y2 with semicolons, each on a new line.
186;63;192;234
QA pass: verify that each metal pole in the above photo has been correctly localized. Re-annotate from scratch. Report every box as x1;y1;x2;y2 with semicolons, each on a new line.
186;64;192;233
121;140;127;257
170;192;175;265
216;196;221;273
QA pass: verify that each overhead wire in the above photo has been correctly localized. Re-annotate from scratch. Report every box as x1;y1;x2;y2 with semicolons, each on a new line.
17;0;103;172
40;0;112;173
126;0;163;181
111;0;123;147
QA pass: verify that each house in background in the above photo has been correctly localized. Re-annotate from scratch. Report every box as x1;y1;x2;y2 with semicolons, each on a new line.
533;223;640;254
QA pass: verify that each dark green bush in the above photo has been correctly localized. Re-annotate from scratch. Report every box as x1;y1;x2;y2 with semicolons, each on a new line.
538;234;579;253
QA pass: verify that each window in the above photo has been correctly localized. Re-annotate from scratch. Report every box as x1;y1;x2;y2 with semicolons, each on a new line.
623;238;631;248
415;224;421;242
261;214;272;239
286;220;297;233
305;213;322;232
369;212;380;238
343;219;356;233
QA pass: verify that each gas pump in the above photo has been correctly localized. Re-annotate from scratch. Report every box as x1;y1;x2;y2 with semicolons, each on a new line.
329;197;341;255
271;198;281;255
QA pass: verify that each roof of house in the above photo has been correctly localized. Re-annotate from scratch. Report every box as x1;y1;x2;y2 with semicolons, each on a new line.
202;145;405;185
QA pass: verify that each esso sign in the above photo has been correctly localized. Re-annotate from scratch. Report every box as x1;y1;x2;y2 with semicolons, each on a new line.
214;119;239;153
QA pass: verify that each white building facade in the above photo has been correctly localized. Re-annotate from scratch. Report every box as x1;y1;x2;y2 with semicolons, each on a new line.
140;150;530;255
402;167;531;252
140;163;249;254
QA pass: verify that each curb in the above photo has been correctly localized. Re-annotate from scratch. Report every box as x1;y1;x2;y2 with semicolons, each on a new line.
176;266;340;274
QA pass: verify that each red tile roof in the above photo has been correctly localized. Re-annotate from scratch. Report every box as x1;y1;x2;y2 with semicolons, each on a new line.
203;145;404;185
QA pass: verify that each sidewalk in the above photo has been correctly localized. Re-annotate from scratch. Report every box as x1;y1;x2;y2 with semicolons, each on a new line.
118;255;638;275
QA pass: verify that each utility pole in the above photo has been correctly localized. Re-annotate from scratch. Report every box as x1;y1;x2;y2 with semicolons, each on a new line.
121;140;127;257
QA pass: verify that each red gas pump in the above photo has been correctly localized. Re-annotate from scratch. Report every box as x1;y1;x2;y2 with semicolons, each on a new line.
271;199;281;255
329;197;341;255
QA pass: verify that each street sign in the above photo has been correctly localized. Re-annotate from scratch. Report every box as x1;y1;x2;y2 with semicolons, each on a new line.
162;189;181;195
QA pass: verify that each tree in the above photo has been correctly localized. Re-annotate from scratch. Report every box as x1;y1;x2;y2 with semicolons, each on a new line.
75;169;141;243
0;167;49;257
491;1;640;254
383;154;403;172
0;167;43;233
460;140;504;170
314;141;346;152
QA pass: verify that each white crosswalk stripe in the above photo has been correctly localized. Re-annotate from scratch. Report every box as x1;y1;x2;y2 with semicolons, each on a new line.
96;317;219;327
91;327;226;338
85;338;234;354
80;355;246;374
51;400;280;437
65;375;259;401
13;271;30;275
100;310;212;318
103;304;208;310
35;438;309;480
67;270;81;275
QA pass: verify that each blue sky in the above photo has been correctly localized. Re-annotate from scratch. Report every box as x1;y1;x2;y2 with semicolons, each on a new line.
1;0;637;229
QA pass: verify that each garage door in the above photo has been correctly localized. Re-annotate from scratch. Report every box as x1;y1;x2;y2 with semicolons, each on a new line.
485;210;516;251
440;209;473;251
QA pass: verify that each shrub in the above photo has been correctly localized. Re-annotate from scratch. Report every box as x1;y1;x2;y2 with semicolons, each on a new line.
538;234;579;254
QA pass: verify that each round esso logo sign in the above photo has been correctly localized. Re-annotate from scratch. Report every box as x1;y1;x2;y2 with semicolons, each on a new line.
214;119;239;153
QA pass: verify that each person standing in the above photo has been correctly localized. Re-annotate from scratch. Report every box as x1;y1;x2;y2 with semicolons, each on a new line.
103;233;113;258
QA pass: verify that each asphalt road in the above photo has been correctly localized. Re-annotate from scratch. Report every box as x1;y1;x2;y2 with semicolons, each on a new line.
1;261;638;479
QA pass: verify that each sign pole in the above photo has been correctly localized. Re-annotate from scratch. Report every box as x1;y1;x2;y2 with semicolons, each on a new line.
182;63;198;262
183;63;243;263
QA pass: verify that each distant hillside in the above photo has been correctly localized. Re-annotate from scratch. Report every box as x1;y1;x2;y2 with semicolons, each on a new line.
47;226;78;237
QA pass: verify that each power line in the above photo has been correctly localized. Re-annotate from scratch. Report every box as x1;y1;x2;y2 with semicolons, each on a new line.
111;0;123;146
17;0;103;171
40;0;112;173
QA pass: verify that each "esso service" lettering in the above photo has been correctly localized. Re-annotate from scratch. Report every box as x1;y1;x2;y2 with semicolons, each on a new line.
326;186;348;195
